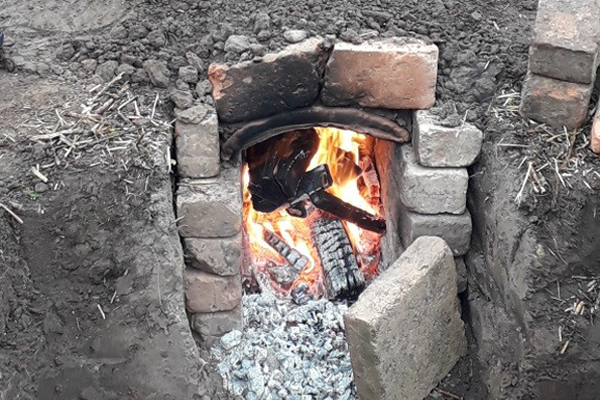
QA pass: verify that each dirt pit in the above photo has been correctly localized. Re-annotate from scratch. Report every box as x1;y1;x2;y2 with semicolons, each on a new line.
1;0;599;399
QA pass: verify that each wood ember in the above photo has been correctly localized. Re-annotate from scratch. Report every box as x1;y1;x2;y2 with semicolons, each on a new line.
358;157;380;199
309;211;365;299
264;229;309;287
264;229;309;271
290;283;314;305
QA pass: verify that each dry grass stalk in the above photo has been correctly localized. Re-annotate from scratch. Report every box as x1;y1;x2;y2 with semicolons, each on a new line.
0;203;24;224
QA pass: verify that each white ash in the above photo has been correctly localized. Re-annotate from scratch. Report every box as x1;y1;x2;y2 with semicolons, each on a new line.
212;294;356;400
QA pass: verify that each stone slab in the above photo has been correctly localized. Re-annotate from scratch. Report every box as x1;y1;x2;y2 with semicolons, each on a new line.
184;268;241;313
176;166;242;238
345;236;466;400
397;145;468;215
399;207;472;256
175;104;220;178
190;305;242;339
184;234;241;276
519;73;593;130
321;38;438;109
208;37;328;123
592;108;600;154
529;0;600;84
413;110;483;167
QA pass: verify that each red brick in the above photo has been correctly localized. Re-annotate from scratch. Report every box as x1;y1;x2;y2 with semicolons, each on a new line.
184;235;241;276
592;109;600;154
208;38;328;122
175;104;220;178
321;38;438;109
519;73;593;130
529;0;600;84
190;305;242;339
184;269;241;313
176;166;242;238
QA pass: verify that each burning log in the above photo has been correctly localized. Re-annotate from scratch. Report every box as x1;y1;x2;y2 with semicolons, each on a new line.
309;190;386;234
309;211;365;299
246;129;320;213
246;127;385;234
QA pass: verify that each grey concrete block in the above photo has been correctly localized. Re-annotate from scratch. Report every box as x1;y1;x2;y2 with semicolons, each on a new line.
529;0;600;84
208;38;328;122
190;305;242;339
413;110;483;167
519;72;593;130
184;234;241;276
322;38;438;109
398;145;468;215
345;236;466;400
399;207;472;256
176;166;242;238
175;104;220;178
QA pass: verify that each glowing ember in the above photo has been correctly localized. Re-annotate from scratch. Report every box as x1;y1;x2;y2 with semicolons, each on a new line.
242;127;383;300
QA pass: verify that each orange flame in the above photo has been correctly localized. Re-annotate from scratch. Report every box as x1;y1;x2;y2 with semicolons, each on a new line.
242;127;382;298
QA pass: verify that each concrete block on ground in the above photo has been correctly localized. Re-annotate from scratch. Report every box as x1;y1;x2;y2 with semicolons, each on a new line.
208;37;328;123
321;38;438;109
398;145;468;215
184;234;241;276
413;110;483;167
519;73;593;130
529;0;600;84
345;236;466;400
175;104;220;178
176;166;242;238
184;268;241;313
191;305;242;339
399;207;472;256
591;108;600;154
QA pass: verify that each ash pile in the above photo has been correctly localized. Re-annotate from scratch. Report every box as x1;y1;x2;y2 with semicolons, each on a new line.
212;294;356;400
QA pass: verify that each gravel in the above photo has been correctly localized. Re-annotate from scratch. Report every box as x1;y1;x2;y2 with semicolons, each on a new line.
212;294;356;400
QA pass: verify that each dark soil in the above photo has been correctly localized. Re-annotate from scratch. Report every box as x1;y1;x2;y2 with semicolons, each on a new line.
1;0;599;399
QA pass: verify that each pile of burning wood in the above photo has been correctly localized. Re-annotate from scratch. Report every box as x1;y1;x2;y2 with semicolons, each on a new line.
243;127;385;304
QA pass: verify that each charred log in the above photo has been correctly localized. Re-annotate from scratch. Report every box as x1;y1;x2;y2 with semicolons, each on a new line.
309;211;365;299
246;129;320;213
310;190;386;234
222;106;410;160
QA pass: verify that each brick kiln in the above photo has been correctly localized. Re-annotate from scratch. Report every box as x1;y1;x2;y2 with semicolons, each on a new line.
174;36;483;398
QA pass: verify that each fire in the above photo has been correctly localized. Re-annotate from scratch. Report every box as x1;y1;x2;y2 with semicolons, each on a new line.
242;127;383;299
